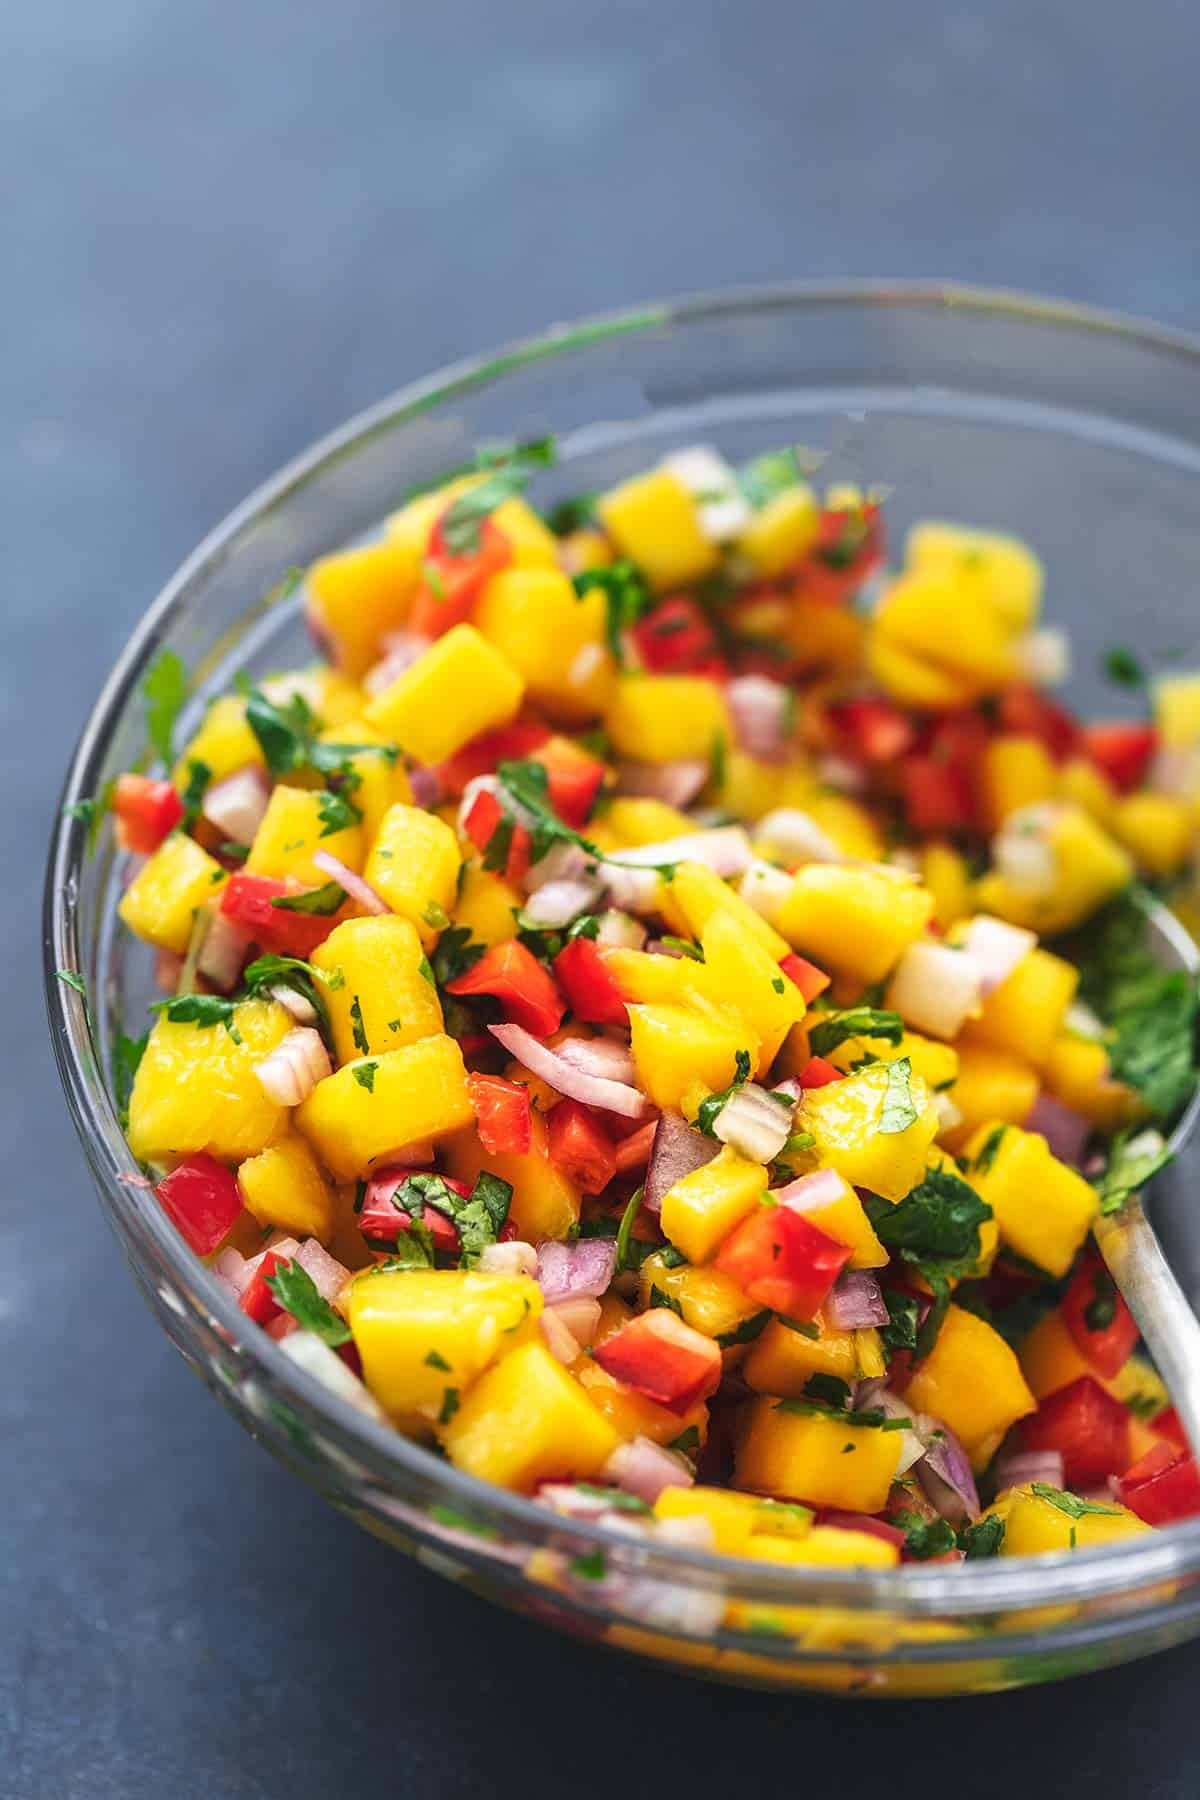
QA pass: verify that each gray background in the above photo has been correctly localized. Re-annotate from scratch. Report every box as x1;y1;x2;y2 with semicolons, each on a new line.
7;1;1200;1794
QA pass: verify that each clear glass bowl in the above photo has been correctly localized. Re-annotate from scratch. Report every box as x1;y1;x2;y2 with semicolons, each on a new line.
45;282;1200;1696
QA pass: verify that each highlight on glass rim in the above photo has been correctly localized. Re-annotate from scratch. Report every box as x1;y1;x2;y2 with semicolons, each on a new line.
61;430;1200;1616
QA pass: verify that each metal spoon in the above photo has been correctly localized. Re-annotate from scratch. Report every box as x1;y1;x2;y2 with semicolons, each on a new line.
1091;899;1200;1460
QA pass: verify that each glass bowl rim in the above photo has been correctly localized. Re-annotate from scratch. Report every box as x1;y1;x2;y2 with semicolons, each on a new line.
44;278;1200;1619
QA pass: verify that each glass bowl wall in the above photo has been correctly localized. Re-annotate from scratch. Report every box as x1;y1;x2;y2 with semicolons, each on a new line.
45;284;1200;1694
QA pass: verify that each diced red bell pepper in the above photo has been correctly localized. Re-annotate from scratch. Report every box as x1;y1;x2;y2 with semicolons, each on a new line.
156;1153;243;1256
818;1509;907;1549
1060;1252;1139;1379
113;773;185;854
901;755;977;835
460;786;532;886
409;512;512;637
554;936;629;1027
1021;1375;1130;1489
359;1166;464;1252
828;695;915;764
632;596;726;678
240;1249;289;1324
778;953;830;1004
612;1118;657;1173
592;1308;722;1413
438;722;552;797
801;503;884;604
219;871;336;958
1081;722;1159;794
546;1099;618;1194
1152;1407;1188;1455
715;1204;851;1320
535;736;607;829
446;940;565;1037
917;707;992;768
797;1055;842;1089
1116;1443;1200;1525
467;1072;533;1156
997;685;1080;762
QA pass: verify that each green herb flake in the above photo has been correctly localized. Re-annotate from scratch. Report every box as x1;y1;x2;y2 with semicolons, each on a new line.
1102;645;1146;689
807;1007;904;1058
438;1387;460;1426
263;1261;352;1346
878;1056;918;1135
142;648;189;765
892;1510;957;1561
665;1426;701;1455
424;1350;451;1371
56;969;87;998
422;901;451;931
959;1514;1005;1559
349;995;369;1055
352;1061;378;1093
1030;1483;1124;1520
316;788;362;837
572;562;651;665
694;1049;753;1136
568;1550;608;1582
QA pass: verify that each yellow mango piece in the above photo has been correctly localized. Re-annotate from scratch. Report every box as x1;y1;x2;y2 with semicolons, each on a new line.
245;782;364;886
452;861;524;947
128;999;291;1164
237;1135;334;1241
797;1062;938;1202
316;719;412;847
305;539;420;677
311;914;443;1064
976;805;1133;936
605;674;732;764
778;1168;889;1269
981;736;1058;828
294;1034;473;1180
748;1525;899;1571
439;1341;620;1490
786;596;866;675
735;1398;902;1512
658;1145;768;1264
1001;1486;1148;1557
1018;1311;1094;1400
828;1030;958;1096
383;476;477;556
173;694;264;789
903;1305;1036;1470
964;1123;1097;1278
1058;756;1117;827
718;748;793;824
657;860;791;961
654;1485;767;1555
628;1003;757;1114
960;946;1078;1070
921;843;972;931
117;832;228;955
736;483;820;576
905;520;1043;633
695;909;808;1073
348;1267;542;1422
638;1252;763;1339
603;797;697;847
777;863;933;984
604;947;702;1008
474;567;614;722
574;1355;709;1449
1043;1034;1138;1132
558;527;612;573
1112;792;1193;877
939;1046;1039;1153
867;633;972;709
442;1110;580;1241
490;494;561;568
259;666;365;729
1153;671;1200;748
364;623;524;765
744;1316;882;1396
598;466;718;590
363;804;461;947
807;792;886;863
874;568;1018;691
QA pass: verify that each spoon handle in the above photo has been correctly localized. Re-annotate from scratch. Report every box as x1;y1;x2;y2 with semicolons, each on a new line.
1094;1196;1200;1462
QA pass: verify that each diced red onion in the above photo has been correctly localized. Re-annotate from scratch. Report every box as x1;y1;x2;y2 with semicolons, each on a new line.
278;1328;388;1422
663;445;751;542
1018;627;1071;687
597;861;664;913
755;808;844;866
536;1237;618;1304
854;1383;910;1420
556;1037;637;1085
312;849;389;915
202;765;271;846
538;1483;618;1520
816;754;866;795
407;763;442;810
603;1435;695;1505
566;642;607;692
539;1307;581;1363
728;675;792;760
196;909;253;992
775;1166;847;1216
916;1422;980;1523
994;1448;1065;1492
520;877;604;929
933;1091;964;1134
643;1111;720;1215
886;940;981;1040
604;825;752;877
615;759;709;807
738;858;793;923
523;838;592;892
712;1082;793;1163
826;1270;889;1331
994;805;1060;893
155;948;184;991
211;1246;251;1297
1024;1093;1091;1167
548;1296;602;1347
364;630;433;697
293;1238;350;1303
957;914;1037;996
271;983;318;1025
478;1239;538;1278
594;909;647;950
771;1078;803;1105
489;1022;648;1118
820;1509;906;1549
895;1431;927;1476
255;1027;332;1106
241;1236;301;1286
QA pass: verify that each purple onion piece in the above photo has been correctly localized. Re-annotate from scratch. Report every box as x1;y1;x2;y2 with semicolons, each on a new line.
916;1422;980;1524
535;1237;617;1304
1023;1093;1091;1168
642;1111;720;1216
826;1269;889;1331
994;1448;1065;1492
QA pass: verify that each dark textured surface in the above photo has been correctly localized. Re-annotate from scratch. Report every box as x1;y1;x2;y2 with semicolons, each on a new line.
7;2;1200;1794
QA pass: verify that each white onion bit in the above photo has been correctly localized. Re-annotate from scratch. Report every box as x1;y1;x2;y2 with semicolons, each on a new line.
478;1239;539;1278
255;1027;332;1106
712;1083;793;1163
755;809;845;866
202;766;271;846
886;940;982;1040
614;758;709;807
738;858;793;923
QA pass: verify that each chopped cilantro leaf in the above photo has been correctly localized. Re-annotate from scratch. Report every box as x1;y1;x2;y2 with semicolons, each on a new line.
425;1350;451;1371
142;648;189;765
1102;645;1146;689
438;1387;460;1425
316;788;362;836
1030;1483;1123;1520
56;969;87;998
878;1055;918;1135
440;467;529;556
892;1510;957;1560
666;1426;701;1455
694;1050;753;1136
349;995;369;1054
807;1007;904;1058
572;562;651;664
352;1061;378;1093
959;1514;1005;1559
264;1261;352;1346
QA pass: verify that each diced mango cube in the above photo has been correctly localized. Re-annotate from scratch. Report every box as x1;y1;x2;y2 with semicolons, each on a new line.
638;1253;763;1340
903;1305;1036;1470
574;1357;709;1449
779;1167;889;1269
921;843;972;931
474;567;615;721
598;467;719;590
981;736;1058;828
237;1135;334;1241
364;624;524;764
128;1000;291;1164
658;1145;768;1264
1112;792;1193;877
452;861;524;948
363;804;461;947
905;521;1043;632
939;1046;1040;1153
117;832;228;954
628;1003;757;1114
294;1034;473;1179
654;1485;765;1555
656;860;791;961
173;694;264;789
776;864;933;984
442;1109;580;1242
960;946;1078;1069
1043;1034;1138;1132
797;1062;938;1202
438;1341;620;1489
736;484;820;577
735;1398;902;1512
245;783;364;886
1154;671;1200;749
748;1525;899;1570
1058;756;1117;827
316;719;412;847
744;1316;883;1395
306;539;420;677
311;914;443;1064
964;1123;1098;1278
605;674;732;764
873;568;1018;694
1001;1486;1148;1557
